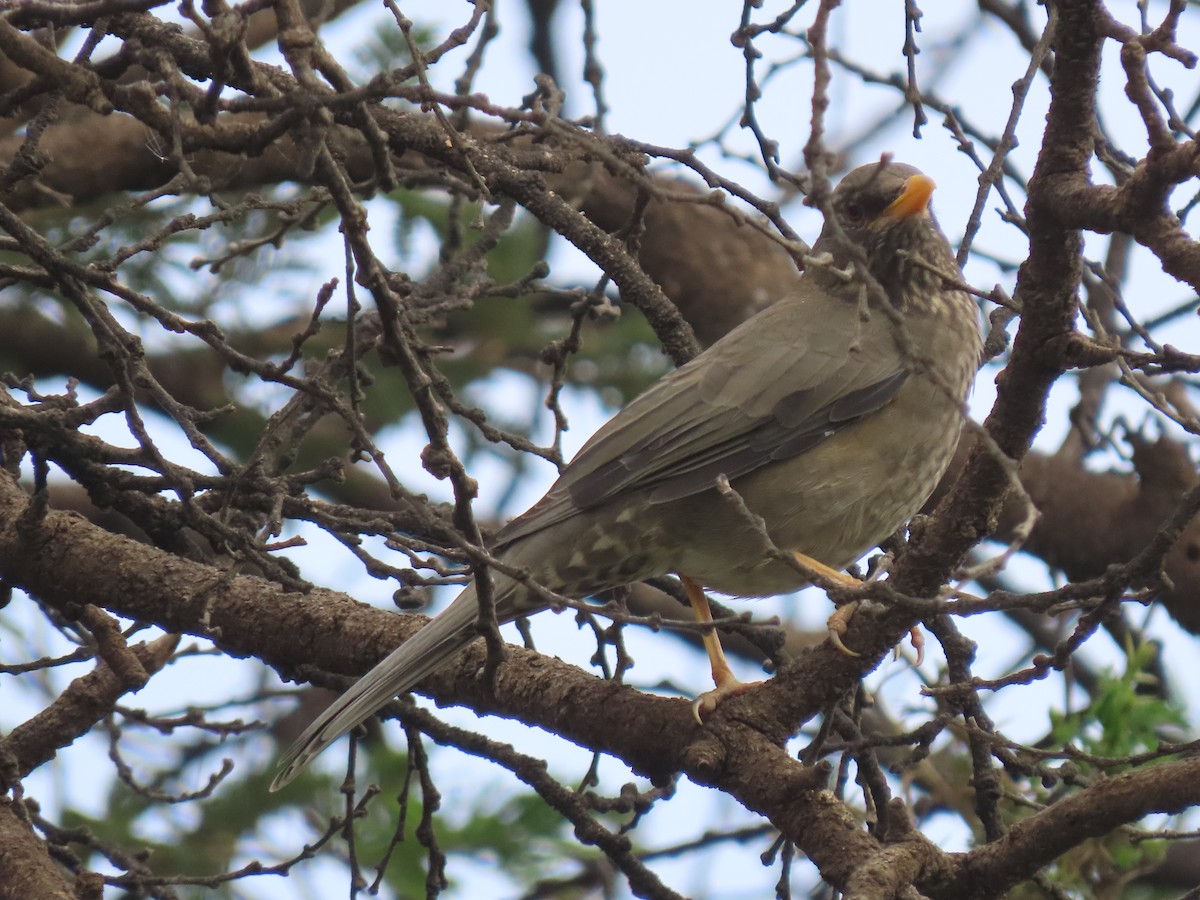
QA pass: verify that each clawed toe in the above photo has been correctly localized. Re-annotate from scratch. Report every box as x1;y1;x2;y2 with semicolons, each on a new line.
826;601;862;658
691;678;762;724
907;625;925;666
827;601;924;666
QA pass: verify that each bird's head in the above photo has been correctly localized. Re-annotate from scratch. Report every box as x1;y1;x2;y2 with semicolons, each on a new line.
811;161;958;312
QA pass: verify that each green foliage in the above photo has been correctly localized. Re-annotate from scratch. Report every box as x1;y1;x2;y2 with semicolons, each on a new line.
1028;640;1185;898
1047;640;1185;760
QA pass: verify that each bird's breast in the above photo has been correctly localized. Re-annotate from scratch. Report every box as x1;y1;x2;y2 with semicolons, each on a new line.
667;370;967;597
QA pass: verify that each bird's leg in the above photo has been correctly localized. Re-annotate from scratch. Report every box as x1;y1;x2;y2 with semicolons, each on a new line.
681;575;761;723
794;551;924;665
791;551;862;588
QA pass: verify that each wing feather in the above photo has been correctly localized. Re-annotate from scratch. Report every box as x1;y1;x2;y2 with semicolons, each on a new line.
495;285;907;547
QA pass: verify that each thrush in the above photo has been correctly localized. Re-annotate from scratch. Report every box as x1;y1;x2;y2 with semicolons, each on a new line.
270;160;982;791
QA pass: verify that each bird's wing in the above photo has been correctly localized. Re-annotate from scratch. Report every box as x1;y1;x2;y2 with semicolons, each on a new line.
496;287;907;546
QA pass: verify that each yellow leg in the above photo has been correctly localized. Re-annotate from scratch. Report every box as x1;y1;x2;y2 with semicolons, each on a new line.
682;575;762;723
791;550;861;588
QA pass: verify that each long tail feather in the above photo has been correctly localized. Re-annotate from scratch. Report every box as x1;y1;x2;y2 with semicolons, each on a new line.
269;587;481;791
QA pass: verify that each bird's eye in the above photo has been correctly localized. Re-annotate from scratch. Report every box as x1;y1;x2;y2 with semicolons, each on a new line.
843;200;866;223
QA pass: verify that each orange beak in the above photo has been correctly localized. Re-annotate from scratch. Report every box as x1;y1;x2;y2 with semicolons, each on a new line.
882;174;936;219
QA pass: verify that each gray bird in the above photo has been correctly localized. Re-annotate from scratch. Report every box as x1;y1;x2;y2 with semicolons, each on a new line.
270;160;982;791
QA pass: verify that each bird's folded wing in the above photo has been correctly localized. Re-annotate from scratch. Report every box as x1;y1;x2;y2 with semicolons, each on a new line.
495;292;908;545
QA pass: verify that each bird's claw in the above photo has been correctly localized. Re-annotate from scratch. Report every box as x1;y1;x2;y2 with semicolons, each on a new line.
907;625;925;666
828;601;925;666
691;678;762;725
826;601;862;658
691;695;715;725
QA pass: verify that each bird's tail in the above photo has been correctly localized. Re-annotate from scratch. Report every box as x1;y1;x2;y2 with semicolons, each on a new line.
269;585;482;791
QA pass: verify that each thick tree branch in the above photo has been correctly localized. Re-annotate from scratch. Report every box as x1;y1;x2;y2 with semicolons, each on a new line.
1;470;1190;897
0;799;74;900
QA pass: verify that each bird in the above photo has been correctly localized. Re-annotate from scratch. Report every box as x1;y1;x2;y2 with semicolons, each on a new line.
270;160;982;792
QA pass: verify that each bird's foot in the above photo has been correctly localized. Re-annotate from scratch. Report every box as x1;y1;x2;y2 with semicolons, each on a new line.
826;604;925;667
826;602;862;658
691;674;763;724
